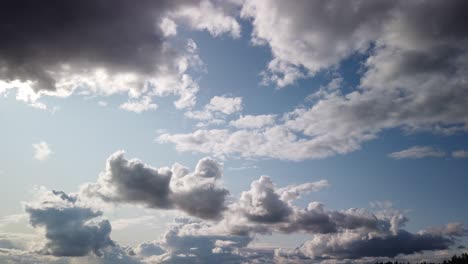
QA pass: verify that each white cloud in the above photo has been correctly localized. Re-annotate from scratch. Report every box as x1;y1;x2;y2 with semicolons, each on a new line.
229;114;276;129
166;0;241;38
205;96;243;115
32;141;52;161
389;146;446;159
119;96;158;113
184;95;243;127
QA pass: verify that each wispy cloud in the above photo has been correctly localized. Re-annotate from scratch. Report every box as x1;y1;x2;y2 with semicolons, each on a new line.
388;146;446;159
452;150;468;159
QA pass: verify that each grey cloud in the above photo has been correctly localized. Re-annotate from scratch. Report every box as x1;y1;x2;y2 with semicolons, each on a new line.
238;176;292;223
0;0;178;92
85;151;173;209
83;151;229;219
0;1;239;110
194;157;223;179
286;230;454;260
24;190;114;257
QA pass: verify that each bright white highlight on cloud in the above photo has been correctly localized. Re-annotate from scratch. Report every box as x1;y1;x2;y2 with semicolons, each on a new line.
32;141;52;161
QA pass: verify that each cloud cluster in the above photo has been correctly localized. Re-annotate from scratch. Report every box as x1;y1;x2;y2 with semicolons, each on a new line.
0;0;238;110
5;153;466;263
24;189;114;257
158;0;468;161
82;151;228;219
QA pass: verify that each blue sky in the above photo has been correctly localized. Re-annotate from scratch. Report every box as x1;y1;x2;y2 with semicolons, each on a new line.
1;1;468;263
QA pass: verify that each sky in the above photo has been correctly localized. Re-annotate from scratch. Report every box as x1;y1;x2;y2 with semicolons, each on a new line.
1;0;468;263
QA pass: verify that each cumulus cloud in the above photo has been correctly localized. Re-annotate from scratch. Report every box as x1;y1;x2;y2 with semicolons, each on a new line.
389;146;446;159
0;1;238;109
82;151;228;219
32;141;52;161
3;155;466;263
241;0;396;87
24;189;114;257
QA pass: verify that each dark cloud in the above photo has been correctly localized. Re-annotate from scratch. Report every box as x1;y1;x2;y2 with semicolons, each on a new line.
0;0;182;92
82;151;229;219
24;189;114;257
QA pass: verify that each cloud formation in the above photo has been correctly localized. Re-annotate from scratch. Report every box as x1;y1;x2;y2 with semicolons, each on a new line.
3;153;465;263
158;0;468;161
82;151;228;219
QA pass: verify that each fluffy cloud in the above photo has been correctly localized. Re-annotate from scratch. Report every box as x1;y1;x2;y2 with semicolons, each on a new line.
241;0;396;87
0;1;237;110
389;146;446;159
32;141;52;161
82;151;228;219
24;189;114;257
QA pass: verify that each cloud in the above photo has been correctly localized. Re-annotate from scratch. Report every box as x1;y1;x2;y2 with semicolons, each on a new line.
238;176;293;223
166;0;241;38
32;141;52;161
82;151;229;219
0;1;237;110
119;96;158;113
229;114;276;129
389;146;446;159
24;189;114;257
241;0;396;87
452;150;468;158
280;230;455;260
184;95;243;127
6;154;467;263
